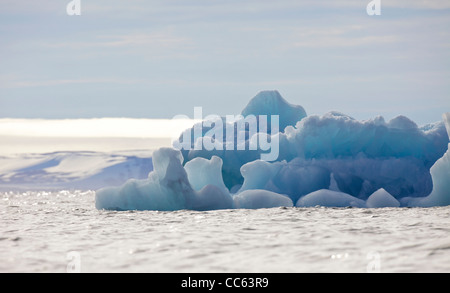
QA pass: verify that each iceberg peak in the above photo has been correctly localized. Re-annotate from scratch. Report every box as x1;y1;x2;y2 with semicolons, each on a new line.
241;90;307;131
388;115;418;130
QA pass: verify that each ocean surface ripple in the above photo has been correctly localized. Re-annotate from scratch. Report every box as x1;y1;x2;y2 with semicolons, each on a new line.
1;190;449;273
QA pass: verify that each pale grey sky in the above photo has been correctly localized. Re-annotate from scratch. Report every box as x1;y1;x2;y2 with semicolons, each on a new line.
0;0;449;124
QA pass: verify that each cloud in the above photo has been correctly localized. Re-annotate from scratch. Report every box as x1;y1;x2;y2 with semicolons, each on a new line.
385;0;450;9
83;0;450;18
0;76;145;89
1;0;449;18
0;118;198;138
42;30;192;50
292;34;398;48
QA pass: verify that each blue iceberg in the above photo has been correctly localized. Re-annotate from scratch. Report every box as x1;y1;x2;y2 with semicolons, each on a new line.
95;91;450;210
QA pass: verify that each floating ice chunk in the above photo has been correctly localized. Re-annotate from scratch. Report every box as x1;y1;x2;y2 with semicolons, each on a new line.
405;144;450;207
184;156;229;195
152;148;185;183
366;188;400;208
404;115;450;207
95;148;192;211
239;160;283;192
178;92;448;196
94;176;187;211
184;155;233;210
96;91;450;210
270;162;330;202
95;148;233;211
237;159;331;203
238;155;431;202
191;184;233;211
233;189;293;209
295;189;366;208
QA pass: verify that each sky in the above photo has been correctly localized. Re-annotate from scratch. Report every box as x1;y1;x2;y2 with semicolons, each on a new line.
0;0;449;125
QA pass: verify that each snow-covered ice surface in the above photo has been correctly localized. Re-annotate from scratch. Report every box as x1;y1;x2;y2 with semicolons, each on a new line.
0;151;154;191
0;135;174;191
1;190;449;273
0;119;190;191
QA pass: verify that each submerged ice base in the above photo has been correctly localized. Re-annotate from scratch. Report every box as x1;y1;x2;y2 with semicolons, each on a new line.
95;92;450;210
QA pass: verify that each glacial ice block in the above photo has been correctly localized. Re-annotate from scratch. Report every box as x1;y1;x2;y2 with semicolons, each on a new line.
96;93;450;211
238;159;330;203
283;112;447;165
404;144;450;207
404;113;450;207
295;189;366;208
233;189;293;209
366;188;400;208
179;95;448;194
95;148;192;211
184;155;229;195
95;148;233;211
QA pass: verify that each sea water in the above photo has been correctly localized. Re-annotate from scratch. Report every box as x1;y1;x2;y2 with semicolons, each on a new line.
1;190;449;273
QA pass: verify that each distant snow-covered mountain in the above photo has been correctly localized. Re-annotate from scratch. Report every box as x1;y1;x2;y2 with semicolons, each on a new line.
0;151;153;191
